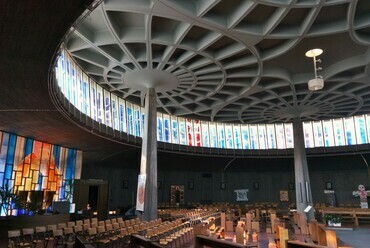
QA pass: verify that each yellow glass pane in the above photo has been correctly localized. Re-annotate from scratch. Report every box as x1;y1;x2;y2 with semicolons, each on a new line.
32;170;39;183
15;171;22;186
42;176;48;190
25;178;32;191
50;182;57;191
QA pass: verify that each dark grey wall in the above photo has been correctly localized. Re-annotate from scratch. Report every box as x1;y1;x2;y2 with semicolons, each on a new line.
82;151;370;210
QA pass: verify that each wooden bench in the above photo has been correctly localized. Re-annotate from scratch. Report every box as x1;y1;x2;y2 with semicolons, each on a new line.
267;235;277;248
319;208;370;226
309;220;353;248
353;209;370;226
320;208;355;225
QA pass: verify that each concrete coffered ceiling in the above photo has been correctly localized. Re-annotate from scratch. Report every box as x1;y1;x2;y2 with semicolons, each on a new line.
65;0;370;124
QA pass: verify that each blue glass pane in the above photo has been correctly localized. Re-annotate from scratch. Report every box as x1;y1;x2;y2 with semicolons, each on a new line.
234;128;241;149
209;126;217;148
0;173;4;187
164;119;170;142
357;118;367;144
5;164;12;180
218;127;225;148
97;92;102;123
6;134;16;166
241;128;250;149
25;138;33;155
127;107;133;135
91;87;97;120
172;120;178;143
135;110;141;137
119;104;125;132
225;127;233;148
83;81;90;115
249;127;258;149
157;118;163;141
53;146;61;169
179;122;186;145
66;149;76;180
141;113;145;137
105;96;111;127
0;133;9;173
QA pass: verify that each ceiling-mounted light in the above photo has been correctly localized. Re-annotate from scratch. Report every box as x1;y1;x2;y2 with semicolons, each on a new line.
306;48;324;91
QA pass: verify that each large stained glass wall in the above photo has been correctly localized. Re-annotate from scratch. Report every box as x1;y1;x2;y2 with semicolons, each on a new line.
0;130;82;216
55;49;370;150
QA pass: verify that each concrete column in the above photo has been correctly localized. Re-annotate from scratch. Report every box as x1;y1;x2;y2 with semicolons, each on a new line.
293;117;314;220
139;88;157;221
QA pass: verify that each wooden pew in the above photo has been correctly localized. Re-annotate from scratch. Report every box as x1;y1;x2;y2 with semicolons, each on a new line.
267;235;277;248
353;209;370;226
320;208;355;226
309;221;353;248
278;226;289;248
317;207;370;226
292;212;309;235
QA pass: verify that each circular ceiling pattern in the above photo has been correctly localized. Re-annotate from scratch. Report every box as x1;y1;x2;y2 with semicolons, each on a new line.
65;0;370;124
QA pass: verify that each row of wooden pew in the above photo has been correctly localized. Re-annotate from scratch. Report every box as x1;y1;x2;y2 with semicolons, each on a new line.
318;207;370;226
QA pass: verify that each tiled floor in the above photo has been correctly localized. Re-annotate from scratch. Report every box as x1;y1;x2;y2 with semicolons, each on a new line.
335;227;370;248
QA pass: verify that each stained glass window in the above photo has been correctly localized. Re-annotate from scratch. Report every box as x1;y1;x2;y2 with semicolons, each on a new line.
303;122;314;148
134;106;141;137
249;125;258;149
90;81;97;121
56;48;370;151
127;103;134;135
241;125;250;149
186;119;194;146
344;117;356;145
266;124;276;149
209;123;217;148
217;123;225;148
323;120;334;147
313;121;324;147
171;117;179;144
285;123;294;148
233;125;242;149
333;118;345;146
111;94;119;130
355;115;367;144
178;118;186;145
157;113;163;142
118;99;127;132
225;125;233;149
163;114;171;143
366;115;370;143
104;90;112;127
0;130;82;216
258;125;267;149
201;122;210;147
96;86;104;123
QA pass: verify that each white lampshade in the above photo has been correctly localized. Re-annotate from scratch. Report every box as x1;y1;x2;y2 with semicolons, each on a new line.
308;78;324;91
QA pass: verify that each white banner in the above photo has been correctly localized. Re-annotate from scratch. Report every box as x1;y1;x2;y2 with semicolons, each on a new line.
234;189;249;201
136;174;146;211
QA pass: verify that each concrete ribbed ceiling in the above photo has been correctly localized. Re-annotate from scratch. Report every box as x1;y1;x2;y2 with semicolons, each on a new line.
65;0;370;124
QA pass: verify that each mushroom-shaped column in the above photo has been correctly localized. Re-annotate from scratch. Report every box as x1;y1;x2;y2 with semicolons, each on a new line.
293;117;314;221
124;69;178;221
275;106;318;221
